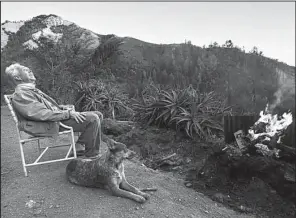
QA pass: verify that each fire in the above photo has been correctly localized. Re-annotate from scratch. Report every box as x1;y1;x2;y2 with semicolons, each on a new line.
248;104;293;141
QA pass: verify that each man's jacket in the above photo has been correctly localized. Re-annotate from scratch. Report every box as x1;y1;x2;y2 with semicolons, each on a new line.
11;84;70;137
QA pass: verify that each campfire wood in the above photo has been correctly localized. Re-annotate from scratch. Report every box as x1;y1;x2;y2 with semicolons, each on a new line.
224;115;295;148
197;144;296;204
195;115;296;205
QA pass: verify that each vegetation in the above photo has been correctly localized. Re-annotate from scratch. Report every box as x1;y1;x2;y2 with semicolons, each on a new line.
1;15;295;138
133;83;231;139
74;80;133;120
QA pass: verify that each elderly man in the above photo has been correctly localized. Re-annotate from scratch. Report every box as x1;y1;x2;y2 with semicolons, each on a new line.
5;63;102;158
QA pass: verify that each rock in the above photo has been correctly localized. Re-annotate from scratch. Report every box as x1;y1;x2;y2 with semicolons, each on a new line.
270;189;277;194
238;205;253;213
25;200;36;209
172;166;182;171
185;157;191;164
212;193;227;203
33;208;42;215
159;160;176;167
185;182;193;188
284;164;296;182
102;118;133;136
175;158;183;165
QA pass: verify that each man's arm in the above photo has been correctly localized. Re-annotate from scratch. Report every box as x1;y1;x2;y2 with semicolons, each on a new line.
12;91;70;122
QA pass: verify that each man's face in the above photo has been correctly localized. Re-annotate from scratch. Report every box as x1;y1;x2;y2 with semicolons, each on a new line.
17;66;36;83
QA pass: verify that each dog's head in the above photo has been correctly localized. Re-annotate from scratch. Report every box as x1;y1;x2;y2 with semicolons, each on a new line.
106;138;136;161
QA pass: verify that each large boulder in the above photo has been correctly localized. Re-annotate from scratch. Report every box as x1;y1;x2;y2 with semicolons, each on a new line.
102;118;134;136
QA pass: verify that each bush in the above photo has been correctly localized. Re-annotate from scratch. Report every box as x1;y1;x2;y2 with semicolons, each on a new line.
133;85;230;138
74;80;133;120
133;83;232;139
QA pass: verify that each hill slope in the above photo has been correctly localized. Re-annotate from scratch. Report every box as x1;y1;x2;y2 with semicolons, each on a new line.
1;14;295;114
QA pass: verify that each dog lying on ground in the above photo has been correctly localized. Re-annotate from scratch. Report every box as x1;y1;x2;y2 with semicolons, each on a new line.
66;138;153;203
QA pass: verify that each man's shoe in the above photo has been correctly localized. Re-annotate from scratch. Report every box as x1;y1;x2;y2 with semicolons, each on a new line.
69;150;85;157
84;150;100;159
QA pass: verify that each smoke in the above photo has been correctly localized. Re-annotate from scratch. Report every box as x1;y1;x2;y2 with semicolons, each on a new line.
269;88;283;111
269;68;295;112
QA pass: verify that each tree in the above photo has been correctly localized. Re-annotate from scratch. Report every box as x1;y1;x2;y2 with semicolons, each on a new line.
250;46;258;54
213;42;219;47
223;40;234;48
209;42;219;48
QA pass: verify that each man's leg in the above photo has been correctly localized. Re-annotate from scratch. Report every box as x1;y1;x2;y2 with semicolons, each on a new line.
61;112;101;157
90;111;103;149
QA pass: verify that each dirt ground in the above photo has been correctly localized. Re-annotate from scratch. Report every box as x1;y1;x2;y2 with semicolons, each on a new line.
1;106;253;218
110;118;296;218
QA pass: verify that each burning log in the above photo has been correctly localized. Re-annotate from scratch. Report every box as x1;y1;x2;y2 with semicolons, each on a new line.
244;109;295;163
196;105;296;203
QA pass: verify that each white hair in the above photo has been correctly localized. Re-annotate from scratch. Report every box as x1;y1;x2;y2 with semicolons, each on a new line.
5;63;24;79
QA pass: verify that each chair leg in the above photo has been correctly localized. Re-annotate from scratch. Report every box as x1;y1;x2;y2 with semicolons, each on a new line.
37;139;41;154
98;118;102;147
71;130;77;158
19;142;28;177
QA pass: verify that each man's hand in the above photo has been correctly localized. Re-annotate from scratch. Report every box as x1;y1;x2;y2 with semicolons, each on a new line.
69;111;86;123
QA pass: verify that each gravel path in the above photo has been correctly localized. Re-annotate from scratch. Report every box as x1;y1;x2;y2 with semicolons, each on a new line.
1;106;254;218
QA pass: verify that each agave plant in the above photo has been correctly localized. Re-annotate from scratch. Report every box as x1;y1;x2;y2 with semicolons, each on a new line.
74;80;132;119
134;83;229;139
170;107;223;139
154;89;190;125
96;85;133;119
74;80;105;112
133;87;191;126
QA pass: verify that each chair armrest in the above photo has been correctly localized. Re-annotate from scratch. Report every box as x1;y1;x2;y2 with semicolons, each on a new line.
97;111;104;120
59;122;72;130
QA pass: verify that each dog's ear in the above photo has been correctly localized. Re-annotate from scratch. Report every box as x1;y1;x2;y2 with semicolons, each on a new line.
106;138;117;150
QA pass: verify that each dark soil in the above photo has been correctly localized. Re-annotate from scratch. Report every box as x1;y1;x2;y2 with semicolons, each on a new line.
116;123;296;218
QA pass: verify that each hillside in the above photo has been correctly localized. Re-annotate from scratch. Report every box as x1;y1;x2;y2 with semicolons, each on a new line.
1;14;295;217
1;14;295;115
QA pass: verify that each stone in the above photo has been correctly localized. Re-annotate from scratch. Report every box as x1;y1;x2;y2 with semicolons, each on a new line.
212;193;226;203
102;118;133;136
185;182;193;188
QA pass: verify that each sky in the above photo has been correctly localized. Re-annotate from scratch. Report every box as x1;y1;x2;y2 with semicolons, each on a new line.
1;2;295;66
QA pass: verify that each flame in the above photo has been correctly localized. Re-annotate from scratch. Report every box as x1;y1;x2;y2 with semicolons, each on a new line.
248;105;293;141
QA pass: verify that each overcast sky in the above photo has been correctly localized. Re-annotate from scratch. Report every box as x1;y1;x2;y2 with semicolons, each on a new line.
1;2;295;66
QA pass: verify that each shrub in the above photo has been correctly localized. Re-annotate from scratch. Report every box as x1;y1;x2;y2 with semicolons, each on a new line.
74;80;133;120
133;83;232;139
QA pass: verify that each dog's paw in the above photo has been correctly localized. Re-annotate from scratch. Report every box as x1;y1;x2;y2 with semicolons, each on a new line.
135;195;146;203
140;192;150;200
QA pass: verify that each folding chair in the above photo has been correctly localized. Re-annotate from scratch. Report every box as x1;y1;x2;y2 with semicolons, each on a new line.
4;94;77;177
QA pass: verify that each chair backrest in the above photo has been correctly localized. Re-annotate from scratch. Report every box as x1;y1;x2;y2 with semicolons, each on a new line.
4;94;19;124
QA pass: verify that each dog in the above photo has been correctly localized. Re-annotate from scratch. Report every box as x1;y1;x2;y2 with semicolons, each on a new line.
66;138;151;203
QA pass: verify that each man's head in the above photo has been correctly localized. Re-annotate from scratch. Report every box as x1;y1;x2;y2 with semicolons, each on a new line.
5;63;36;86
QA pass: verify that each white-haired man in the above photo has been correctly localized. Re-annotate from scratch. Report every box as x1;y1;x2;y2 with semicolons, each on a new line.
5;63;102;158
